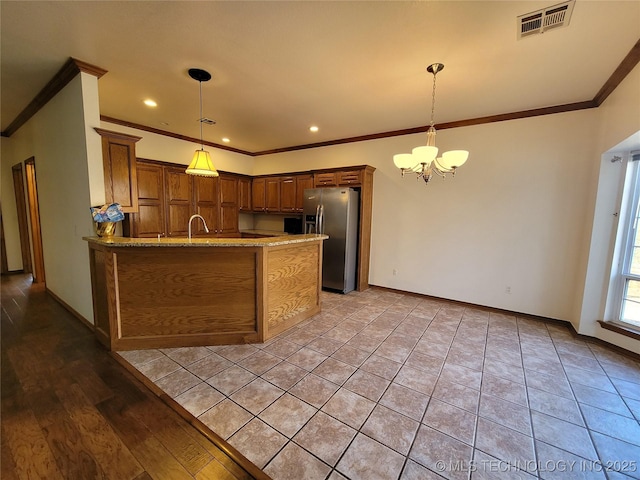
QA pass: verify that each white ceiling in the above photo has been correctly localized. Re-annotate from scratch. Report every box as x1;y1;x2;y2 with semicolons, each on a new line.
1;1;639;153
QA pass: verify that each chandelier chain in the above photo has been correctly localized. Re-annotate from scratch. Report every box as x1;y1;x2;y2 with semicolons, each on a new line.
199;80;204;149
430;69;437;127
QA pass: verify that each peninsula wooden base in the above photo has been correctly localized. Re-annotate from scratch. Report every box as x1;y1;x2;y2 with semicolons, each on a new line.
86;235;325;350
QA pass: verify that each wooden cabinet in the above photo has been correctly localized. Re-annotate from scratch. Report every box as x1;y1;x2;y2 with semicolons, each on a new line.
296;174;314;212
193;174;238;236
252;178;266;212
265;177;281;212
239;177;252;212
314;172;338;187
95;128;141;213
131;160;375;292
131;161;238;238
280;176;296;212
282;174;313;212
338;170;362;186
192;175;218;236
130;162;165;238
165;167;193;237
218;176;239;235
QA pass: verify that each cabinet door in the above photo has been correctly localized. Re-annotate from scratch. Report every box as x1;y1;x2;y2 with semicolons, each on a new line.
193;176;218;236
96;128;141;213
238;177;252;212
265;177;281;212
295;175;314;212
218;175;239;234
314;172;338;187
132;162;165;237
252;178;266;211
165;168;193;237
338;170;362;186
280;176;296;212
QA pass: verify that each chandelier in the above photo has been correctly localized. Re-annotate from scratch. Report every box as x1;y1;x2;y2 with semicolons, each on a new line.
185;68;219;177
393;63;469;184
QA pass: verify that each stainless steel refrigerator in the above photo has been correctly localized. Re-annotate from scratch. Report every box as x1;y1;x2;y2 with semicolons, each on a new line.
303;187;359;294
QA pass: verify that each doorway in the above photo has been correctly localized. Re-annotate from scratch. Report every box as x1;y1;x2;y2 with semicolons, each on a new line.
11;163;33;275
23;158;45;284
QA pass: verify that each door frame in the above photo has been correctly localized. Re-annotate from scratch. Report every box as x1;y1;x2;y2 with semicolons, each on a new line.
11;163;33;275
24;158;46;284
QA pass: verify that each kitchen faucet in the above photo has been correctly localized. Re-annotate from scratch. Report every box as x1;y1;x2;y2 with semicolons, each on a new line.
188;214;209;239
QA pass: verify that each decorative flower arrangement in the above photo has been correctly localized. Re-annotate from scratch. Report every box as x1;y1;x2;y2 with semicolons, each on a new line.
90;203;124;223
90;203;124;237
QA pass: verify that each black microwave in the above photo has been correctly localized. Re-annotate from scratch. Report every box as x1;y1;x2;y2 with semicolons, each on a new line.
283;217;303;234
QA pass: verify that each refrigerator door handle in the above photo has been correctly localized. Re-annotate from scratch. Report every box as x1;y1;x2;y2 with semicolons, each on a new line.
320;204;325;234
315;204;320;234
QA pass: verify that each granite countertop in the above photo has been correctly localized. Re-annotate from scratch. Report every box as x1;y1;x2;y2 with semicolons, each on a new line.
83;234;327;248
240;229;289;236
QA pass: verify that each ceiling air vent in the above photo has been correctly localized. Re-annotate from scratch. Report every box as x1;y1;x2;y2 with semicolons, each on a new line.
517;0;575;39
199;117;216;125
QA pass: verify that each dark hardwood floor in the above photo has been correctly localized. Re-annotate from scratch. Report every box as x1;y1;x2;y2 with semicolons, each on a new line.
1;273;265;480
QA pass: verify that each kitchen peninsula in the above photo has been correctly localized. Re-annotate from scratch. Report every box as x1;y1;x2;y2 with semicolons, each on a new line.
85;234;326;351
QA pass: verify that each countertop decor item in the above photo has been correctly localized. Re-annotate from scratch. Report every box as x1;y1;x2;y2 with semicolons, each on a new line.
90;203;124;237
393;63;469;185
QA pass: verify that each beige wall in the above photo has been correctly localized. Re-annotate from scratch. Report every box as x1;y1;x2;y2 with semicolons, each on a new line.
0;73;103;322
256;111;599;324
578;63;640;353
1;64;638;355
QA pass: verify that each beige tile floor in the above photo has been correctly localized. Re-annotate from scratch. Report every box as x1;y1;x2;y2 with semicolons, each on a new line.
117;288;640;480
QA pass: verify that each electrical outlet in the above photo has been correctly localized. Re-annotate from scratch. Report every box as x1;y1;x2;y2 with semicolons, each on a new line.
505;286;511;294
393;269;398;276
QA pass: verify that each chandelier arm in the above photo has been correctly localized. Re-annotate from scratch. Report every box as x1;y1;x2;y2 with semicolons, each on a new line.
433;158;453;175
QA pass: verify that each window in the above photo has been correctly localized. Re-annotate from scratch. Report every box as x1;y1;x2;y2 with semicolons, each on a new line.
616;152;640;328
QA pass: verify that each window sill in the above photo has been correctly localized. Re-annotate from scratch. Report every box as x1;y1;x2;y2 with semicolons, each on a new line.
598;320;640;341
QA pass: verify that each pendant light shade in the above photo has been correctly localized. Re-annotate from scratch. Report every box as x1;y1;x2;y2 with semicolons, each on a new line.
186;149;219;177
186;68;218;177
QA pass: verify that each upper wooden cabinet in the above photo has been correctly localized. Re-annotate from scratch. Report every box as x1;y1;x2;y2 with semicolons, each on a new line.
192;175;218;237
338;170;362;186
252;178;266;212
130;162;165;238
238;177;252;212
314;172;338;187
280;176;296;212
131;160;239;238
265;177;281;212
165;167;193;237
217;176;239;235
295;175;314;212
130;160;374;292
95;128;141;213
281;174;313;212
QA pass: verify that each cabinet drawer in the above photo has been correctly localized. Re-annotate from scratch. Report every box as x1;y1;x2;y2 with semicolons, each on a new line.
314;172;337;187
338;170;362;185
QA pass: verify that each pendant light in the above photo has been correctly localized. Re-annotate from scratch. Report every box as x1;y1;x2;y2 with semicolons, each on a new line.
393;63;469;185
185;68;219;177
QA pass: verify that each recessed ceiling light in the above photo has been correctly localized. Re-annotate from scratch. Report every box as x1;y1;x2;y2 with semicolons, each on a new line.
143;99;157;107
222;138;230;143
309;125;319;132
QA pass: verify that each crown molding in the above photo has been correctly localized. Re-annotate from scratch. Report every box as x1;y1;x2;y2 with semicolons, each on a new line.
2;58;107;137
